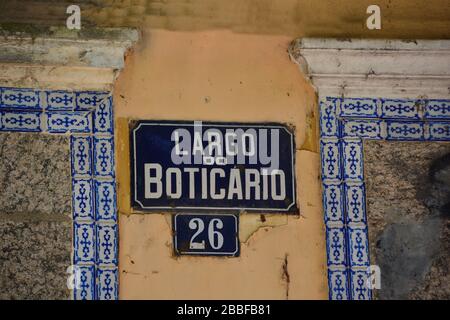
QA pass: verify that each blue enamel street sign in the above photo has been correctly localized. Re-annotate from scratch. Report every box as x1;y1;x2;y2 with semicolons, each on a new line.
130;121;297;213
173;213;239;256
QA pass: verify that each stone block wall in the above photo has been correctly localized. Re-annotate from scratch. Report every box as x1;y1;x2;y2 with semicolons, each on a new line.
365;141;450;299
0;132;72;299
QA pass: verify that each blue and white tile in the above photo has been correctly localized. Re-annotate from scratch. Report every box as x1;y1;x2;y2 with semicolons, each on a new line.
76;91;109;110
46;111;92;133
342;139;364;181
341;119;383;139
326;226;347;267
46;91;75;110
328;269;349;300
339;98;378;118
72;178;94;220
323;181;344;224
424;100;450;119
386;121;424;140
348;226;370;268
381;99;420;119
350;270;372;300
320;139;341;180
94;137;115;178
0;110;41;132
320;99;339;137
73;265;96;300
95;180;117;221
93;96;113;135
428;122;450;141
74;222;96;264
0;88;40;110
71;136;92;177
96;224;118;265
345;182;367;224
97;267;118;300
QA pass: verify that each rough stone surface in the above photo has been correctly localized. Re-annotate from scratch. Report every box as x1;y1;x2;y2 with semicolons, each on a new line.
0;132;72;299
0;219;72;300
364;141;450;300
0;132;71;216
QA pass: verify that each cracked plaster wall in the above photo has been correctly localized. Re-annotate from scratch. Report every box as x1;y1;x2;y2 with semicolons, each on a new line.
114;29;327;299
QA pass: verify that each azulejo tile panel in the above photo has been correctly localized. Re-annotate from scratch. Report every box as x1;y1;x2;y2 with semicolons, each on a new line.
0;86;117;300
339;98;378;118
46;111;92;134
0;87;41;110
320;97;450;300
93;136;115;178
323;180;344;224
0;110;41;132
73;265;96;300
381;99;420;120
424;100;450;119
326;226;347;267
97;268;118;300
328;269;349;300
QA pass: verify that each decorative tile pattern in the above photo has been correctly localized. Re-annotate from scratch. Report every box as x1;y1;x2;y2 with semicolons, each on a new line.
97;268;118;300
341;119;383;139
0;86;118;300
323;181;344;224
46;91;75;110
320;139;341;180
320;97;450;300
73;178;94;220
350;270;372;300
1;88;40;110
95;180;117;222
326;226;347;266
320;99;339;137
342;139;364;181
381;99;420;119
348;226;370;268
386;121;424;140
94;137;115;178
73;265;96;300
328;269;349;300
76;92;109;110
46;111;91;133
74;222;96;264
71;136;92;177
93;96;114;135
340;98;378;118
0;111;41;132
345;183;366;224
428;122;450;141
96;224;118;265
424;100;450;119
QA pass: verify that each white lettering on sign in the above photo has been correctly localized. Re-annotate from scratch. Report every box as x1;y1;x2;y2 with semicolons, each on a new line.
171;122;280;172
143;165;286;201
144;121;287;202
188;217;224;250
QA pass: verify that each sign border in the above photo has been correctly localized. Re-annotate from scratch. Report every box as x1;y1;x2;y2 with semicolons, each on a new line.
130;120;298;213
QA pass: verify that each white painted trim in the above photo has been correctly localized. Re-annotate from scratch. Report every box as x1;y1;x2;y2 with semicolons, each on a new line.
0;27;139;91
289;38;450;99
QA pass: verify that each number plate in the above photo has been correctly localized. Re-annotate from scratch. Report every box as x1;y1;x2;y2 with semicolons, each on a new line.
173;213;239;256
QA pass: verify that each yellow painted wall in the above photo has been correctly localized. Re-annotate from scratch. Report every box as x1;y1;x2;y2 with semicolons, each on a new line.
114;29;327;299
